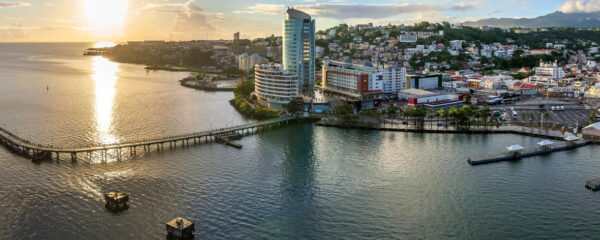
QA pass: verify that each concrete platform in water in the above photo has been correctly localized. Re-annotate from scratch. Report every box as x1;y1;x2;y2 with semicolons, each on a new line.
468;141;590;165
586;177;600;190
166;217;195;240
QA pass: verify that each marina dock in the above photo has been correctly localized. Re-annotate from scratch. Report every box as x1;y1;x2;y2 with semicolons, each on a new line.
468;140;590;165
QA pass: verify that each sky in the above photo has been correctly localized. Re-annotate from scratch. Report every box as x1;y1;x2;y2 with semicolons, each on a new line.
0;0;598;42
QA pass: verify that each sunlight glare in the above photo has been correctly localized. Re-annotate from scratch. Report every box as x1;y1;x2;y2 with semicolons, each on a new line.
84;0;128;30
94;41;116;48
91;56;119;146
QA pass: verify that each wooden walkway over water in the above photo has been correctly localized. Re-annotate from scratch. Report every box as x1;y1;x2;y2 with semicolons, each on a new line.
0;117;295;162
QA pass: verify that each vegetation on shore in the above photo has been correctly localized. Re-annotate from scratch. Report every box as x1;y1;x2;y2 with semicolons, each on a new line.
333;104;498;130
104;45;215;70
229;78;282;120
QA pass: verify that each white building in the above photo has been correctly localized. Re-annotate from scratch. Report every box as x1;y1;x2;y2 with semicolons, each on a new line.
322;61;379;97
377;66;407;95
326;29;337;39
322;60;406;98
443;81;468;89
315;46;325;58
449;40;463;50
587;60;598;69
238;53;267;72
399;33;418;43
254;63;299;110
533;60;564;79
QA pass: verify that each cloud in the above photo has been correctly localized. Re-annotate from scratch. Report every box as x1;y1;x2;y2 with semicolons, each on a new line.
0;24;90;41
232;4;285;15
143;0;219;38
0;1;31;8
449;0;484;11
41;18;71;23
297;4;443;19
235;3;443;19
558;0;600;13
2;16;23;20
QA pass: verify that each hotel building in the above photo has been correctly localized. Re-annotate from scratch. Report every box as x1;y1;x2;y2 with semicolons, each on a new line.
254;63;299;110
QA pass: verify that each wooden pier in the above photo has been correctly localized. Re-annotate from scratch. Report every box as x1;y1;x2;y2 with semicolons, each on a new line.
468;140;590;165
0;117;295;162
214;132;243;148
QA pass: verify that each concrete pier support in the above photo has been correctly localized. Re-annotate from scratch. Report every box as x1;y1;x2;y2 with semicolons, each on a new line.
71;152;77;163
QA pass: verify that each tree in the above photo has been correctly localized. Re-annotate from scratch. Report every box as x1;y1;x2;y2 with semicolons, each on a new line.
386;105;398;116
448;106;476;130
589;111;598;124
405;107;428;129
478;106;490;122
335;103;354;119
284;99;299;113
182;49;215;68
233;78;255;98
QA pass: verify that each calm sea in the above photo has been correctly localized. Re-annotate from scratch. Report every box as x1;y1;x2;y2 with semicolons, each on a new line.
1;43;600;239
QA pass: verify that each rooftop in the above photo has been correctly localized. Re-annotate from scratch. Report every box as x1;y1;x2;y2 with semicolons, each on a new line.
287;8;311;20
399;89;437;97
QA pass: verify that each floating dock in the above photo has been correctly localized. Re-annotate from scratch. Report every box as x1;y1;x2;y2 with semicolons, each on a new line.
586;178;600;190
468;141;590;165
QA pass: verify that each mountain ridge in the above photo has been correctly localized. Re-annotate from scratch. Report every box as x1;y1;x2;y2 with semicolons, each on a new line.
462;11;600;28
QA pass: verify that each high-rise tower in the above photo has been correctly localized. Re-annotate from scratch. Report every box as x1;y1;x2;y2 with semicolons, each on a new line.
283;8;315;92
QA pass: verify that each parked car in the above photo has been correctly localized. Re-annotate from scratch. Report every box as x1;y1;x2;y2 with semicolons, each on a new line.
551;106;556;111
560;106;565;111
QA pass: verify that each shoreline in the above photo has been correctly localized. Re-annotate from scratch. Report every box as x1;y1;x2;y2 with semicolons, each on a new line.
315;119;597;142
179;78;234;92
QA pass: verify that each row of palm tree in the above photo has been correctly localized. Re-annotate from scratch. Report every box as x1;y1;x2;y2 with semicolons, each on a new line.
401;106;494;130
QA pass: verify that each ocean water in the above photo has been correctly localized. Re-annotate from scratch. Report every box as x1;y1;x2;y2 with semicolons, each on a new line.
1;43;600;239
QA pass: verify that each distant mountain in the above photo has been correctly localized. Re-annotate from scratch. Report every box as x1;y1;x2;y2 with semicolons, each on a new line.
462;11;600;28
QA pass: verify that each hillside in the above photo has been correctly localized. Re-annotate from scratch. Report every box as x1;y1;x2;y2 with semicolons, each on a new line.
463;11;600;28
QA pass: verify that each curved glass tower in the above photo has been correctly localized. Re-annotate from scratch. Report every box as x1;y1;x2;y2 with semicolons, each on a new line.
283;8;315;93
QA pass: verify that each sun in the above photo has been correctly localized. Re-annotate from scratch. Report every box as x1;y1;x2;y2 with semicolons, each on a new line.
84;0;128;30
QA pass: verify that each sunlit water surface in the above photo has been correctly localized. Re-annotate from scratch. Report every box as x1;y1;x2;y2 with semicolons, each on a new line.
1;43;600;239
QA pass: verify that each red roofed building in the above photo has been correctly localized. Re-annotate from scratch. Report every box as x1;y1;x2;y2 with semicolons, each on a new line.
521;84;542;95
450;76;468;81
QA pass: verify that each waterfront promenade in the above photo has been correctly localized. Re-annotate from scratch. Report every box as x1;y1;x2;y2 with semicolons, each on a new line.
0;117;295;162
316;118;574;140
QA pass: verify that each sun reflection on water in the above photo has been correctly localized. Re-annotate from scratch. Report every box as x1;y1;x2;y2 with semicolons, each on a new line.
91;56;119;146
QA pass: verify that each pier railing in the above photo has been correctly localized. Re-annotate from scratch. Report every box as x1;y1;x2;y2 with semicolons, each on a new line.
0;116;295;156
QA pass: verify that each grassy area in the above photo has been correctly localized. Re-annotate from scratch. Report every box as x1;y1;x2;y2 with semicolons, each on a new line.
229;78;283;120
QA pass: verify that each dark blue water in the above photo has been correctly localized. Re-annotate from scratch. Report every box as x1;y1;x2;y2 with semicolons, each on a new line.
1;43;600;239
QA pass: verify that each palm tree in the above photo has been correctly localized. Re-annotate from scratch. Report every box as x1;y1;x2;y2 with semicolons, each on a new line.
436;109;448;129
